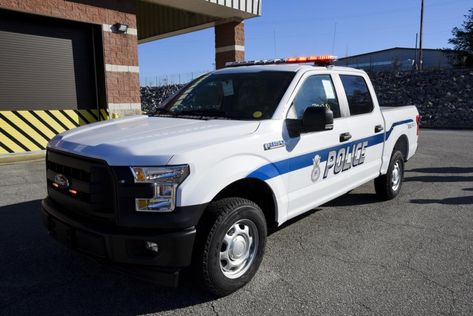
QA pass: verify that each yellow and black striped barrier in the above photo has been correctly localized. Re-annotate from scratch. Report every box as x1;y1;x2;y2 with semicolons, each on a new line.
0;109;109;154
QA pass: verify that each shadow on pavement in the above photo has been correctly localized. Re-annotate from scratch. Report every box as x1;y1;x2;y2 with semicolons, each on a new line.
406;167;473;174
405;167;473;205
0;200;214;315
410;196;473;205
269;209;318;234
405;166;473;183
404;175;473;183
324;193;381;207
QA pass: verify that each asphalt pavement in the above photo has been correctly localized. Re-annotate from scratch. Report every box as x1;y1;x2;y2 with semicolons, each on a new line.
0;129;472;315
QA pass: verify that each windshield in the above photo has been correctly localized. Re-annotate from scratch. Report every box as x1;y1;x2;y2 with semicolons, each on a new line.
153;71;295;120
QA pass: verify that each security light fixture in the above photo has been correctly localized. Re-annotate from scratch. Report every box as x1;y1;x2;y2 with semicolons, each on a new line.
145;241;159;254
111;23;128;34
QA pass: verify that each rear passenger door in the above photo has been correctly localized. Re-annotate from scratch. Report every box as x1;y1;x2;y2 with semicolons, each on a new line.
335;73;385;187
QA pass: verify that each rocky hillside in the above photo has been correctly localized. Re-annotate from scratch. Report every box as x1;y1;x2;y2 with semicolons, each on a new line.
141;85;183;114
141;69;473;129
370;69;473;129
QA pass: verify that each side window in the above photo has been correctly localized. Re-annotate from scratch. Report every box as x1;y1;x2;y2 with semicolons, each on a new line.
288;75;341;119
340;75;374;115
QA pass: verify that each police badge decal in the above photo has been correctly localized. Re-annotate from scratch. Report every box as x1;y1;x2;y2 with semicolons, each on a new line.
311;155;321;182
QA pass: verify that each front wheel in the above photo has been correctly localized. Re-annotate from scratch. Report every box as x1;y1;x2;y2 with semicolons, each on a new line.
195;198;267;296
375;150;405;200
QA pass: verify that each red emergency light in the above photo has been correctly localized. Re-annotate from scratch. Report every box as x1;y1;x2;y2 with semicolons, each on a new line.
226;55;337;67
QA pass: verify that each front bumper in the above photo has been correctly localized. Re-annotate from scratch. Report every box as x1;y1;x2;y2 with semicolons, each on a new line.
41;198;197;287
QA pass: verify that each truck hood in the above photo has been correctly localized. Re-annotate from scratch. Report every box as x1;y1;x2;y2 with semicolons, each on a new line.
48;115;260;166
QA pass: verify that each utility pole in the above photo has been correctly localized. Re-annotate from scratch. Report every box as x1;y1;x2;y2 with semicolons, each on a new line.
415;33;419;70
418;0;424;71
273;29;277;58
331;22;337;55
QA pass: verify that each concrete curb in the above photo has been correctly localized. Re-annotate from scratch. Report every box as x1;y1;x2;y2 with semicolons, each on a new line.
0;151;45;165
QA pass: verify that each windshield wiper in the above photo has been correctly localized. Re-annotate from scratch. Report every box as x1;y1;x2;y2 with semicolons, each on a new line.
152;108;247;120
151;107;174;116
176;109;230;118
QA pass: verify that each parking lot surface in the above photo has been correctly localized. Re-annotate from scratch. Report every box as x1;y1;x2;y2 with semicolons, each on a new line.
0;129;472;315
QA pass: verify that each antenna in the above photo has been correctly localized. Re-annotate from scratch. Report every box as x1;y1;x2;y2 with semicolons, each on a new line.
418;0;425;71
331;22;337;55
273;29;277;58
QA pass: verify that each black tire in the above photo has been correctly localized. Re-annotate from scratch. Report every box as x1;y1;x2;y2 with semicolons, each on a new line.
194;197;267;297
375;150;405;200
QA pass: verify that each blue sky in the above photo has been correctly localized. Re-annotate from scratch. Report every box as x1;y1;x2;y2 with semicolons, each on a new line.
138;0;472;83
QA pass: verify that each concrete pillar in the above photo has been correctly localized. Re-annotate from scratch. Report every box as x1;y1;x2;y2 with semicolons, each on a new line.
215;21;245;69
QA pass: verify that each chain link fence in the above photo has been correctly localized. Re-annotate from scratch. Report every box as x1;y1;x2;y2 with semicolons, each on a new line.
140;69;210;87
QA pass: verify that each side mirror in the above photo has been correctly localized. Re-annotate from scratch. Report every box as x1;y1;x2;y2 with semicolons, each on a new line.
301;106;334;133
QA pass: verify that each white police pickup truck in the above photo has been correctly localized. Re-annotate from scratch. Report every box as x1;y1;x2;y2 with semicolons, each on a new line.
42;56;420;296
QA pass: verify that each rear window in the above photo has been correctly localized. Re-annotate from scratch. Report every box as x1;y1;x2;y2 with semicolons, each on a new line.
340;75;374;115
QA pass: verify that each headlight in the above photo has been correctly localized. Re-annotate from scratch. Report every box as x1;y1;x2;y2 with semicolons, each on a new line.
131;165;189;212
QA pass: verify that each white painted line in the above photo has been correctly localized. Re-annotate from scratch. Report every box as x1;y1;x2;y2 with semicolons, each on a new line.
216;45;245;53
108;103;142;110
105;64;140;73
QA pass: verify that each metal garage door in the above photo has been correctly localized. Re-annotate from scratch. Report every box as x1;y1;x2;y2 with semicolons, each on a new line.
0;9;107;154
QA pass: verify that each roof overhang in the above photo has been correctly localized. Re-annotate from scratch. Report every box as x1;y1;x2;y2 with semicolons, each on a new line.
137;0;261;43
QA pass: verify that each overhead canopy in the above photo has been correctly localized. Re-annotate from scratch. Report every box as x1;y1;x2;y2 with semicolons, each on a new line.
137;0;261;43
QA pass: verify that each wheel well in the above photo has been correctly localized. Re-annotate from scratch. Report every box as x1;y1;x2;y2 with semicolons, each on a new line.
212;178;277;227
394;135;409;161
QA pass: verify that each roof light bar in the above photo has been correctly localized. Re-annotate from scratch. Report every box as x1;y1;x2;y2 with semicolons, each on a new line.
225;55;337;67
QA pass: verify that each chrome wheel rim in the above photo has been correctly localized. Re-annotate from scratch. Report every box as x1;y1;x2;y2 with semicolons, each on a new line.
391;161;402;191
220;219;259;279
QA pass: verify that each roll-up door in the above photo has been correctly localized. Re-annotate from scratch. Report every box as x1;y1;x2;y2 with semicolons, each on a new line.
0;9;107;154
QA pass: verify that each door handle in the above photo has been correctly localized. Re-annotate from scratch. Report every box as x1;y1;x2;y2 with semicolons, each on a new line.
339;132;352;142
374;124;384;133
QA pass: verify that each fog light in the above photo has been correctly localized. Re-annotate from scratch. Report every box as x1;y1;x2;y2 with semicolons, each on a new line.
145;241;159;253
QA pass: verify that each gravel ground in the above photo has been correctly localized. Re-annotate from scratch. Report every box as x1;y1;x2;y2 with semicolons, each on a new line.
0;129;472;316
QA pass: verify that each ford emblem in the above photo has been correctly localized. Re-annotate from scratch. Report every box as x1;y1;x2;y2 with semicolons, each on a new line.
54;173;70;189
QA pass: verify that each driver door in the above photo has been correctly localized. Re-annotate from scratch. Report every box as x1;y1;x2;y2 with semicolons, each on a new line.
285;73;350;219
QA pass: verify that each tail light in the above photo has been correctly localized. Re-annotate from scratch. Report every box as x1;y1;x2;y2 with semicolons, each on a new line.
416;115;421;135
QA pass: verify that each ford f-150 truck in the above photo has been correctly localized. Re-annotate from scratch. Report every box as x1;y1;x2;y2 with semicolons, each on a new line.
42;55;420;296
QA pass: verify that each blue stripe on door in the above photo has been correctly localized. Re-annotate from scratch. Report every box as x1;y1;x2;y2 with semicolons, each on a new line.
247;119;413;181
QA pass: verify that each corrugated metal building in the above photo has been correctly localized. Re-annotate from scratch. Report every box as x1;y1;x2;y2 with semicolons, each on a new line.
0;0;261;156
335;47;453;72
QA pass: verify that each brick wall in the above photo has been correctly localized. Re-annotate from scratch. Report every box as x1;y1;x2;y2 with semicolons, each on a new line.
216;50;245;68
0;0;141;117
215;21;245;69
103;31;138;66
215;21;244;47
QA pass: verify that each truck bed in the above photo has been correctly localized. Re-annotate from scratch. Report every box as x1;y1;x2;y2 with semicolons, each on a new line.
380;105;419;173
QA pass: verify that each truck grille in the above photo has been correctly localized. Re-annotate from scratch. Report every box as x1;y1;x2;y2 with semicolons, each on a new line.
46;149;115;222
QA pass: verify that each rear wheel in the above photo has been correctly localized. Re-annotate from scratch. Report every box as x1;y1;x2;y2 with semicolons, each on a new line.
195;198;267;296
375;150;404;200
